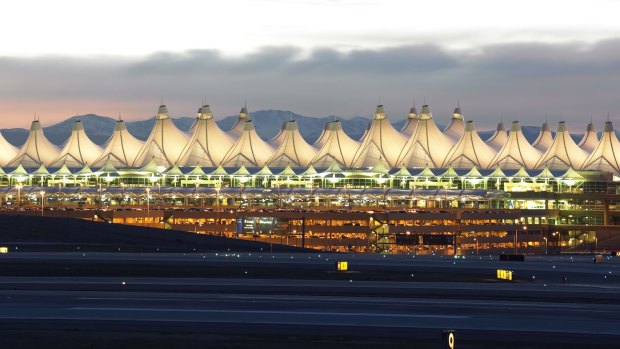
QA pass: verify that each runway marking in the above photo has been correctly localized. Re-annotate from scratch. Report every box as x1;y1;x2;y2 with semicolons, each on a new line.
70;307;469;319
74;296;602;310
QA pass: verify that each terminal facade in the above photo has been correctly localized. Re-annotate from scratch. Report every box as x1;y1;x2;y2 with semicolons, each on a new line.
1;104;619;254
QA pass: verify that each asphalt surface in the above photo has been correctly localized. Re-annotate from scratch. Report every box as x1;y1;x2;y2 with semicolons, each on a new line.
1;252;619;348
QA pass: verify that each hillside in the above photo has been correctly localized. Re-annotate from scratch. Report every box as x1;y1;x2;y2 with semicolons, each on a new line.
0;214;310;253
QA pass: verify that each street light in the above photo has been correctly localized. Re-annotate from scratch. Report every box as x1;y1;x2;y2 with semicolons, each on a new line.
215;187;221;236
120;182;125;206
98;183;103;209
39;191;45;216
473;237;479;255
543;237;548;254
515;223;527;254
145;187;150;227
15;184;22;212
156;183;161;205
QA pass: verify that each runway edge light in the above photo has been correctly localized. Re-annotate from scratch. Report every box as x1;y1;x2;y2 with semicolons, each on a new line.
442;329;456;349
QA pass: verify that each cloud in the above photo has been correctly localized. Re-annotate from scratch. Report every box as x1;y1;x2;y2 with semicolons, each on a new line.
0;39;619;130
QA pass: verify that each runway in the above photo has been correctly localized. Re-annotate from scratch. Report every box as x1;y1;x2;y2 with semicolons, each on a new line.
1;252;619;347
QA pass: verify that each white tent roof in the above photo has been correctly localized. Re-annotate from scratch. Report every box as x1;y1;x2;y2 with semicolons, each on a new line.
578;121;599;153
488;121;542;169
177;105;234;167
533;121;554;152
581;121;620;174
395;104;453;168
0;130;18;167
221;120;274;168
312;120;333;149
486;122;508;151
442;121;496;169
132;105;189;167
351;105;406;168
400;106;418;138
49;119;102;168
188;106;203;132
8;119;59;167
227;106;249;139
310;120;359;168
92;118;144;168
443;106;465;142
267;120;316;168
535;121;588;170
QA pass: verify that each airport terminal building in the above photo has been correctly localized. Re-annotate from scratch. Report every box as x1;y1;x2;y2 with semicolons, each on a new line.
1;104;619;254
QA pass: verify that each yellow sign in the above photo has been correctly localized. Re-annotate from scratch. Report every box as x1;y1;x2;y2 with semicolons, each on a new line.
336;261;348;271
497;269;513;281
0;247;8;254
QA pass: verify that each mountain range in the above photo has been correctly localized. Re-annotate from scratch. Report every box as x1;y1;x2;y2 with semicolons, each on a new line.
0;110;595;147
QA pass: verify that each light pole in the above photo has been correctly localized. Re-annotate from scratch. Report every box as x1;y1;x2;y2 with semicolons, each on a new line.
595;236;598;251
474;237;479;255
120;182;125;206
156;183;161;205
39;191;45;216
98;183;103;209
543;237;548;254
515;223;527;255
145;187;150;227
215;187;221;236
15;184;22;212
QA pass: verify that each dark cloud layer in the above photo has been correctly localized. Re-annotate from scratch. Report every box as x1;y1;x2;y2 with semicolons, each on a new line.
1;39;619;129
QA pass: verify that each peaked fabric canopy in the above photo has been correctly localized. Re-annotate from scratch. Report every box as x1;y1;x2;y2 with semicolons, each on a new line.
486;122;508;151
50;120;102;168
535;121;588;169
532;122;554;152
132;105;189;167
489;121;542;169
311;120;359;168
581;121;620;174
578;121;599;153
400;106;418;138
227;106;249;139
92;119;144;168
351;105;405;168
177;105;234;167
267;120;316;168
443;107;465;142
8;119;59;167
396;104;453;168
0;130;18;167
221;120;273;168
442;121;496;169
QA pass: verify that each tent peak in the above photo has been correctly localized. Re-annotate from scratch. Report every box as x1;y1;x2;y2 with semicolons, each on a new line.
374;104;386;120
156;105;170;120
452;107;463;119
556;121;568;132
604;121;614;132
419;104;432;119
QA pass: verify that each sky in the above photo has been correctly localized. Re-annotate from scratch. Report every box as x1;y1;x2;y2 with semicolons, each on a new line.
1;0;619;129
